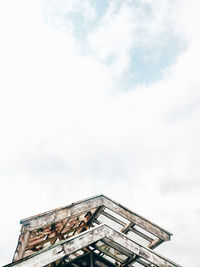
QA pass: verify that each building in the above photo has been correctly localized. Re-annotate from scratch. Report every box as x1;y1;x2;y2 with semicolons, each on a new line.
4;195;181;267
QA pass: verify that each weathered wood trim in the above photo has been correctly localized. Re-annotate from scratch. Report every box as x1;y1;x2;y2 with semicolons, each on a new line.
102;196;171;240
5;225;106;267
129;227;153;243
23;196;104;231
102;236;133;258
13;231;31;262
21;195;102;223
101;210;126;226
21;195;172;242
93;243;123;263
103;227;181;267
87;205;105;226
121;222;135;234
148;238;164;249
5;225;181;267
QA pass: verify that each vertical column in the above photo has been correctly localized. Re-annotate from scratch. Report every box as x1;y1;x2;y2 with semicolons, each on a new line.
15;231;31;261
90;253;94;267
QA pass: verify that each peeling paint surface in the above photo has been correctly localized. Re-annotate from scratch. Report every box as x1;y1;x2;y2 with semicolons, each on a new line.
4;195;181;267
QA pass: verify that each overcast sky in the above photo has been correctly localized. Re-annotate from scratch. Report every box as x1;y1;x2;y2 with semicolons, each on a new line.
0;0;199;266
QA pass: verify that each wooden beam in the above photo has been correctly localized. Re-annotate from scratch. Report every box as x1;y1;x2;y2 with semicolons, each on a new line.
22;196;104;231
21;195;172;242
14;231;30;261
101;210;125;227
5;225;181;267
148;238;164;249
121;222;134;234
102;196;171;241
93;243;123;263
130;227;153;242
87;206;105;226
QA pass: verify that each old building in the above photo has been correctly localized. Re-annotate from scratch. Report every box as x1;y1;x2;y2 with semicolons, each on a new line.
4;195;181;267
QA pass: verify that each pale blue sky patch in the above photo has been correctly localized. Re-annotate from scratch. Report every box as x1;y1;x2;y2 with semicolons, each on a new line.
50;0;109;38
67;12;88;38
0;1;200;266
51;0;186;87
93;0;109;18
125;36;185;86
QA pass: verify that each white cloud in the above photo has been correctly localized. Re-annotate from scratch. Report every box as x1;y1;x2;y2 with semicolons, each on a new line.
0;0;199;266
88;2;136;73
87;0;179;76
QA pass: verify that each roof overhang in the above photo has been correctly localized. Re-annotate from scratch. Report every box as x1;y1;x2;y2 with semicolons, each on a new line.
4;224;181;267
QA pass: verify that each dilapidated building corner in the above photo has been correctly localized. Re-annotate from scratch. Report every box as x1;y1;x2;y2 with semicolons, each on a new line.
4;195;181;267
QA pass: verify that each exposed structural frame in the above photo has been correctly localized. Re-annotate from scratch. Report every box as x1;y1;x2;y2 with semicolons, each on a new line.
14;194;172;261
21;194;172;240
5;224;181;267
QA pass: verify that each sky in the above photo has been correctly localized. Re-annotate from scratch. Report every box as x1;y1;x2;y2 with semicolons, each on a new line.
0;0;199;266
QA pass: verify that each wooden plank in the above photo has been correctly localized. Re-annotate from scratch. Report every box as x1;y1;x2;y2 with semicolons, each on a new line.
104;228;179;267
101;210;126;226
22;196;104;231
14;231;30;261
102;196;171;240
121;222;134;234
5;225;181;267
21;195;171;242
102;237;133;258
88;206;105;225
148;238;163;249
130;227;153;243
93;243;123;263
